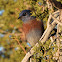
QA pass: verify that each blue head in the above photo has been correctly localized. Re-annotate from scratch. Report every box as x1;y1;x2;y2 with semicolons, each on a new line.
18;10;35;23
18;10;31;19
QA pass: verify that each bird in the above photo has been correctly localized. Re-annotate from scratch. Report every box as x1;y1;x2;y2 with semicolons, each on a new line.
18;10;44;47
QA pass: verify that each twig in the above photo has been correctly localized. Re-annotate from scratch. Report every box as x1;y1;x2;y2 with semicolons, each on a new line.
14;37;26;54
52;10;59;15
36;2;45;11
55;24;60;60
49;37;54;48
47;14;52;27
52;16;62;26
36;2;43;7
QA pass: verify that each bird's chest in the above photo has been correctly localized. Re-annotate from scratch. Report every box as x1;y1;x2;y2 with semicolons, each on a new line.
22;20;41;35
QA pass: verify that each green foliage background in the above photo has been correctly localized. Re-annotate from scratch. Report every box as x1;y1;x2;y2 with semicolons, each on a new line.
0;0;62;62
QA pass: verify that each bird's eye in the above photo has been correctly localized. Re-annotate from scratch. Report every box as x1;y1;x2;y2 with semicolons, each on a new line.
23;13;26;16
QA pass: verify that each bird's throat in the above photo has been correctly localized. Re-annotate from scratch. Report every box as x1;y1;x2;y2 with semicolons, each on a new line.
22;16;35;23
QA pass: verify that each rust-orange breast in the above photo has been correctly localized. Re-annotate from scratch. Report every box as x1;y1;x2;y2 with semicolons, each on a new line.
22;19;43;35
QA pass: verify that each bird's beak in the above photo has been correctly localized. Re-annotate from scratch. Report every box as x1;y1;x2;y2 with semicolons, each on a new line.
18;12;23;19
18;17;21;19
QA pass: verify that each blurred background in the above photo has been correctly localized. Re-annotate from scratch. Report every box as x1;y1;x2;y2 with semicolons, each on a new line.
0;0;62;62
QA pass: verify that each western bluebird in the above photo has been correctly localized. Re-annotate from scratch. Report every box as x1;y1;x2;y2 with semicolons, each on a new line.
18;10;44;46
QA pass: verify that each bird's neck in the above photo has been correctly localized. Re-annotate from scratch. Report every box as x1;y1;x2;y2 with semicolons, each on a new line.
22;16;35;23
